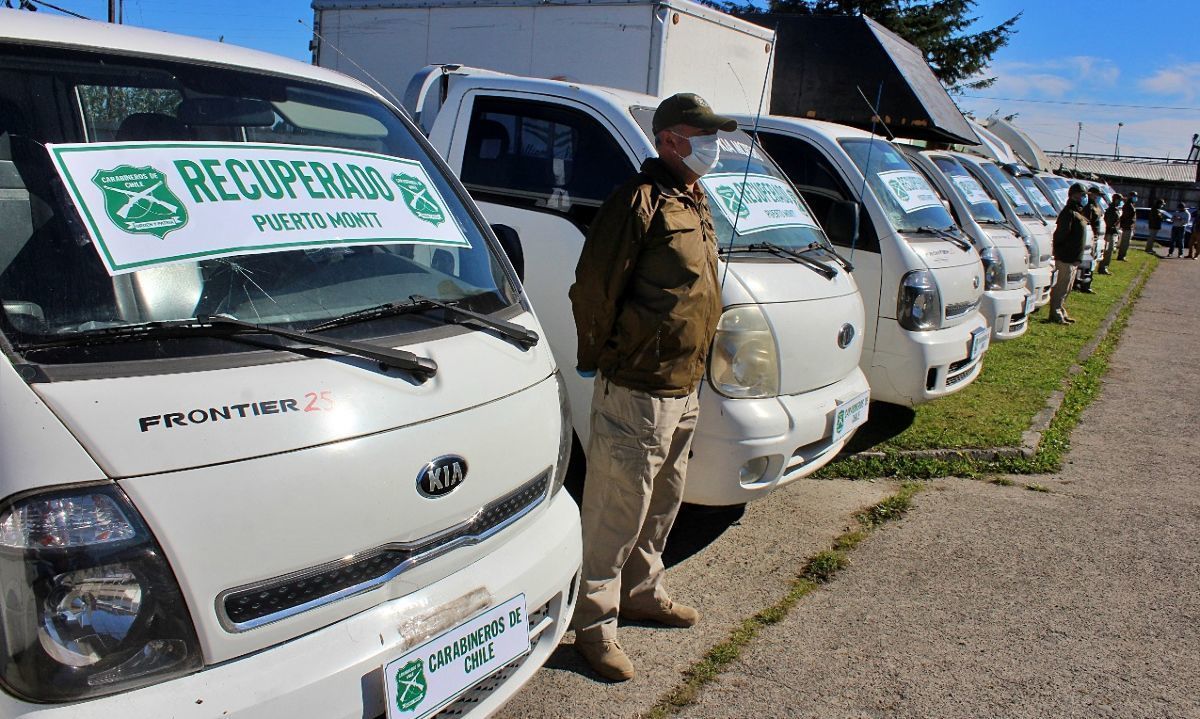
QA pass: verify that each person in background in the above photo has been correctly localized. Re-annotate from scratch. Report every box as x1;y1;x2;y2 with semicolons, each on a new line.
1169;202;1189;257
1146;197;1165;254
1097;192;1121;275
1117;191;1137;261
1050;183;1089;325
1078;186;1104;292
568;93;729;682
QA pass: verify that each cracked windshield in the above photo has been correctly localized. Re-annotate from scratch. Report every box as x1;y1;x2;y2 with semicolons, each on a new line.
0;51;513;362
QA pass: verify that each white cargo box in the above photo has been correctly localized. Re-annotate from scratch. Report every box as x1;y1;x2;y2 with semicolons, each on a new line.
312;0;775;114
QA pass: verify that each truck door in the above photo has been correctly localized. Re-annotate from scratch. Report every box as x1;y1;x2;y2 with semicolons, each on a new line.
447;92;639;438
753;130;884;360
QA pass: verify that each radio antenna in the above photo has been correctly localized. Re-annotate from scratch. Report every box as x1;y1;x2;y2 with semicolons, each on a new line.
297;17;408;112
850;82;889;262
719;31;776;292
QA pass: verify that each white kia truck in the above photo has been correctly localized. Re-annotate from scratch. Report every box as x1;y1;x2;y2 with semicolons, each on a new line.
899;147;1032;340
738;116;991;405
949;152;1059;307
0;13;580;719
406;66;870;506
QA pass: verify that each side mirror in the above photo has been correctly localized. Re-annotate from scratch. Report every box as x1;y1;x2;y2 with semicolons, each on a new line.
824;200;860;247
491;224;524;283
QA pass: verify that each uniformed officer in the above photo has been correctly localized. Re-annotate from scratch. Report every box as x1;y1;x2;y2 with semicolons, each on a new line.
1050;183;1089;324
567;93;730;681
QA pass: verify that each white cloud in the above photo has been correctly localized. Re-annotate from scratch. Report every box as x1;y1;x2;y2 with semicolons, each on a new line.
1138;62;1200;101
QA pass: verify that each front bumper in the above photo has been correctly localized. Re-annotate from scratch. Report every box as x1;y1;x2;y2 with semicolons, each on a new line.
981;287;1030;341
868;311;990;407
0;493;582;719
1027;264;1053;308
684;368;872;506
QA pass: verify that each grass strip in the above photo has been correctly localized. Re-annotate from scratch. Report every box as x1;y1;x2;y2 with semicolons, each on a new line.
838;252;1154;454
641;482;923;719
816;258;1152;481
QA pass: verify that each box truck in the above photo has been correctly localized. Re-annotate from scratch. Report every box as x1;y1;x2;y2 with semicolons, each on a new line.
0;11;580;718
312;0;776;115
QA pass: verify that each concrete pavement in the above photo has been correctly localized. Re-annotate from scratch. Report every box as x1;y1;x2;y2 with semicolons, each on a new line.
678;259;1200;718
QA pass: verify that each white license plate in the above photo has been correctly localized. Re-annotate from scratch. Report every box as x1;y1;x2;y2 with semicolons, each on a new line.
384;595;529;719
1024;291;1036;315
832;390;870;443
969;327;990;361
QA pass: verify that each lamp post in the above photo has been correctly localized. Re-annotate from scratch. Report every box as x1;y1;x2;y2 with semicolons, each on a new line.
1115;122;1124;159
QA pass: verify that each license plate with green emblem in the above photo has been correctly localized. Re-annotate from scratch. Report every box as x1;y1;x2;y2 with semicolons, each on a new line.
832;390;870;444
384;594;529;719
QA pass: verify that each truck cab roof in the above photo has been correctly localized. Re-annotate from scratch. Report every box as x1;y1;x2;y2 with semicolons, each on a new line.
0;9;370;94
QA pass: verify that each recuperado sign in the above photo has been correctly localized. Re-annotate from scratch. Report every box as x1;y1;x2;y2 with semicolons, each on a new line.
701;172;819;235
876;169;942;213
47;141;470;275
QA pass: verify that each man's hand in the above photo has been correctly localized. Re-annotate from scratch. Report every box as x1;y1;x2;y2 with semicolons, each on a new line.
577;368;597;378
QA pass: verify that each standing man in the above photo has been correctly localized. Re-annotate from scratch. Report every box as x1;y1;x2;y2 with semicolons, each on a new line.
1050;183;1089;325
1169;202;1190;257
1189;209;1200;259
568;93;729;681
1077;186;1104;292
1146;196;1165;254
1097;192;1122;275
1117;191;1137;261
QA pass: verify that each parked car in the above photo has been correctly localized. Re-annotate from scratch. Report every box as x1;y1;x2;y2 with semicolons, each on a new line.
1134;207;1174;242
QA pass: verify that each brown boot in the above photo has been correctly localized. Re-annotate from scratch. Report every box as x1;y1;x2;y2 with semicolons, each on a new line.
575;639;635;682
620;599;700;628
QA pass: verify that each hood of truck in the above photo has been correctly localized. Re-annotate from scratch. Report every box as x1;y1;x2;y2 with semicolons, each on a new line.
32;311;555;478
31;312;563;664
980;226;1031;291
901;236;984;328
721;259;866;396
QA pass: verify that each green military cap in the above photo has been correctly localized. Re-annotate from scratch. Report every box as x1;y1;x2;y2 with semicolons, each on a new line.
1069;182;1086;194
652;93;737;134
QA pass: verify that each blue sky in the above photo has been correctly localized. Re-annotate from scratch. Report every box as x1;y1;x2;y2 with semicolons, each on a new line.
19;0;1200;159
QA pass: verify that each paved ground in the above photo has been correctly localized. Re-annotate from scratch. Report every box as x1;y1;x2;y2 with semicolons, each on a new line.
495;475;894;719
678;258;1200;718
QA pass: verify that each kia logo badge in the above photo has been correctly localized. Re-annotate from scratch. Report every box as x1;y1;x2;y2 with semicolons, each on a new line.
837;323;855;349
973;275;981;289
417;456;467;498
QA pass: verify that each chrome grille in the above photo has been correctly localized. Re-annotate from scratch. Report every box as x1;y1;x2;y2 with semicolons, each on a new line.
945;299;980;319
1006;273;1025;283
220;470;551;631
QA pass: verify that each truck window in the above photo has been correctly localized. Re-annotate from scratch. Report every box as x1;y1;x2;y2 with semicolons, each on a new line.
0;50;515;369
931;156;1006;224
978;161;1036;218
753;130;879;251
459;96;634;229
840;138;957;235
1016;175;1056;216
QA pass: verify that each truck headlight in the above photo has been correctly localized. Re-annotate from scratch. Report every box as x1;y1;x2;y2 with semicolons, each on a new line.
897;270;941;331
979;247;1005;291
551;370;572;497
0;485;201;702
709;306;780;399
1021;236;1037;267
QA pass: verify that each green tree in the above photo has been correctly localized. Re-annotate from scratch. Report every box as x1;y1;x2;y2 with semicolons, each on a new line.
730;0;1020;92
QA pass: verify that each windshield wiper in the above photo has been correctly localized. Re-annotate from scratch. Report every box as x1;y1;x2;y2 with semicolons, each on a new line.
310;296;539;349
798;241;854;273
914;226;972;252
20;317;438;378
720;242;837;280
980;218;1022;235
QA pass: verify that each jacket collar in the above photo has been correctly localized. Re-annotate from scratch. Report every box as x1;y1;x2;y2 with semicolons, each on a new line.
641;157;691;198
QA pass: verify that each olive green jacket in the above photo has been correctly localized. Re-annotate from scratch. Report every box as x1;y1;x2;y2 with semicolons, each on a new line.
1053;200;1088;263
568;158;722;397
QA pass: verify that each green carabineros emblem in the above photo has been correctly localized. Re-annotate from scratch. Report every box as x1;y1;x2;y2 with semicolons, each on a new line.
835;410;846;435
715;184;751;219
888;179;910;202
392;173;446;226
394;658;428;713
91;164;188;239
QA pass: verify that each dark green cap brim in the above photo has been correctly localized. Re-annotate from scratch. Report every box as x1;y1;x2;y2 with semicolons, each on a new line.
653;92;738;134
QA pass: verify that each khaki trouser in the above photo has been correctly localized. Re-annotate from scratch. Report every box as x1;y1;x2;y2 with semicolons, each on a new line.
1146;228;1161;252
572;376;699;642
1117;227;1133;260
1049;260;1078;318
1098;231;1116;272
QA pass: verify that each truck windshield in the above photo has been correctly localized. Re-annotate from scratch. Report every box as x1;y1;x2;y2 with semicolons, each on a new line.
1016;176;1056;216
1040;176;1070;207
978;162;1036;218
839;138;956;234
930;155;1006;224
630;108;831;252
0;48;513;364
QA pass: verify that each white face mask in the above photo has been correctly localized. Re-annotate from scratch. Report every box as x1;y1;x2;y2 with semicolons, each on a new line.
673;132;721;177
